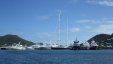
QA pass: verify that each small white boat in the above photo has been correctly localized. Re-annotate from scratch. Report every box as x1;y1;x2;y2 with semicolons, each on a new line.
27;46;34;50
0;47;9;50
9;41;26;50
81;42;90;50
27;44;51;50
90;40;98;50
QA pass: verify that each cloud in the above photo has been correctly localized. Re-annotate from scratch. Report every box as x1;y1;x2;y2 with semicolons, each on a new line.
76;19;94;23
75;19;102;25
102;18;113;24
106;21;113;24
74;18;113;34
98;0;113;6
87;0;113;6
36;15;49;20
84;26;92;29
75;18;113;25
70;27;80;32
37;32;55;37
92;24;113;34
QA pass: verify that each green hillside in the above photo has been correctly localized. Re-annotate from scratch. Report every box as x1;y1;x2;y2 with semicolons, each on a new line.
0;34;35;47
88;33;113;49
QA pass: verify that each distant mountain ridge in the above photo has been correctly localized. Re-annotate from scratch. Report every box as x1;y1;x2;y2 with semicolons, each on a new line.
0;34;34;47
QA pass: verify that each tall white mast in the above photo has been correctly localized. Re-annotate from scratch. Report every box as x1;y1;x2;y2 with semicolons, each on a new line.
66;16;69;43
58;10;61;42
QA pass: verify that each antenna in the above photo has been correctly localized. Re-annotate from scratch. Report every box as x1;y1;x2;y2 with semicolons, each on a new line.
74;36;77;42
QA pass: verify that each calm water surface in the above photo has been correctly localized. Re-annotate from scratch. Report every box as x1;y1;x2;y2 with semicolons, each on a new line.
0;50;113;64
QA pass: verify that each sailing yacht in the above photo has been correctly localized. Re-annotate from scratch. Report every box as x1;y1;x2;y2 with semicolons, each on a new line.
51;44;69;50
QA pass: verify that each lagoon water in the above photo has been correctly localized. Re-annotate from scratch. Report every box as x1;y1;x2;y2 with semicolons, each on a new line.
0;50;113;64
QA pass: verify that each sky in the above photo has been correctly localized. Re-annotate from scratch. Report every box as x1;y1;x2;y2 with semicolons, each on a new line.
0;0;113;44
